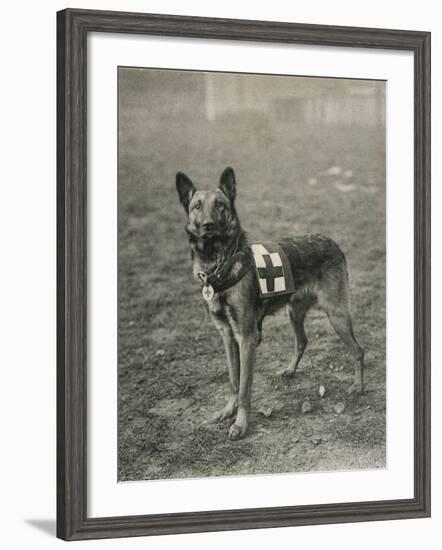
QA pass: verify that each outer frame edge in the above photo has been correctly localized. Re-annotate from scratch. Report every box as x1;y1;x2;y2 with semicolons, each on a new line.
56;8;431;541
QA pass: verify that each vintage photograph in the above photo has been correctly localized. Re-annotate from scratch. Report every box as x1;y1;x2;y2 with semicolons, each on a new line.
118;67;386;482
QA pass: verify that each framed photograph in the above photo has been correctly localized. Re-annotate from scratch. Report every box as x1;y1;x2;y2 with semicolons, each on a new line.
57;8;431;541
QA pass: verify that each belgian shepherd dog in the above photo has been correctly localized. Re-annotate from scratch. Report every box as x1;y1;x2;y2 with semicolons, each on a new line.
176;167;364;440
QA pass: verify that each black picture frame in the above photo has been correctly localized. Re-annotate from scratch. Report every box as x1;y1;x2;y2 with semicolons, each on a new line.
57;8;431;541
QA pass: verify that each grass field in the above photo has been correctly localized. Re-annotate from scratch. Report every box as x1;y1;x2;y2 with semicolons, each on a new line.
118;71;386;481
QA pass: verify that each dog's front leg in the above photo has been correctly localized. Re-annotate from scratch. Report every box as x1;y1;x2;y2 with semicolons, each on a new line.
212;326;240;422
229;331;259;440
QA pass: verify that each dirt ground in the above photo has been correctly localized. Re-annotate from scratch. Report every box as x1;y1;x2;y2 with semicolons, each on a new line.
117;74;386;482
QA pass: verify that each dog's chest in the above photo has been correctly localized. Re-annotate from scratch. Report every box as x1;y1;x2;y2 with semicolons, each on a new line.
205;293;224;316
205;292;238;331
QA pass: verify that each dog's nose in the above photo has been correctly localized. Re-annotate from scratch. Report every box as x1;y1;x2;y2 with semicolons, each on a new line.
202;222;215;231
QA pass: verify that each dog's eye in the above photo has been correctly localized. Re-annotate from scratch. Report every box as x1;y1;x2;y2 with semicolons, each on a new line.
193;201;202;210
215;201;225;210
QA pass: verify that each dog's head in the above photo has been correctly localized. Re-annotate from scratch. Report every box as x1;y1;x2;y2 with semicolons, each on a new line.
176;167;239;241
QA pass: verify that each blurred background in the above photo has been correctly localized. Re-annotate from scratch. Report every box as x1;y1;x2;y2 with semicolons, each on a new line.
118;68;386;482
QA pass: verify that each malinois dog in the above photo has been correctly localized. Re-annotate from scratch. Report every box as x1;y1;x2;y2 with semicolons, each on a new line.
176;167;364;440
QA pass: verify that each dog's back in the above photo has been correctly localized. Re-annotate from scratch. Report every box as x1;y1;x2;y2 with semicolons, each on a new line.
278;234;349;307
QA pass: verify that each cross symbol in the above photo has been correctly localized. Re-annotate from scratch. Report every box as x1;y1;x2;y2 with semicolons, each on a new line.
257;254;284;292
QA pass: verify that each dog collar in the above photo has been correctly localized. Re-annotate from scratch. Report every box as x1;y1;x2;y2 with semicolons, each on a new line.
199;251;253;290
197;236;253;299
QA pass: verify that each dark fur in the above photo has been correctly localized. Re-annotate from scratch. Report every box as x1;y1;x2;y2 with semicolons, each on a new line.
176;167;364;440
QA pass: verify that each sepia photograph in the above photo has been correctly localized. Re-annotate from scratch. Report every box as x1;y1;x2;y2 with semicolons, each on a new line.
117;67;386;482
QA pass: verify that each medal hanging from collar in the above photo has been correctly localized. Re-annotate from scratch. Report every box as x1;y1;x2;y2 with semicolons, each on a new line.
198;272;215;302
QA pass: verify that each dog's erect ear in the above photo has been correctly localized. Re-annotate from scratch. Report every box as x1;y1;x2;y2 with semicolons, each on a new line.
219;167;236;204
176;172;196;213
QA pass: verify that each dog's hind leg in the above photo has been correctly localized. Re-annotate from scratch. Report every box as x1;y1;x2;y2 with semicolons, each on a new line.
326;308;364;393
319;267;365;393
277;296;313;378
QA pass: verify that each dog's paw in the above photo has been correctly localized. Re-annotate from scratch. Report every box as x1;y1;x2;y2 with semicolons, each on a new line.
212;407;236;423
228;423;246;440
348;383;364;396
276;367;296;378
229;408;248;439
212;398;238;423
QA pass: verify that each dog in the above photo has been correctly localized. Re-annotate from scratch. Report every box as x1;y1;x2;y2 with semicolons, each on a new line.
176;167;364;440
